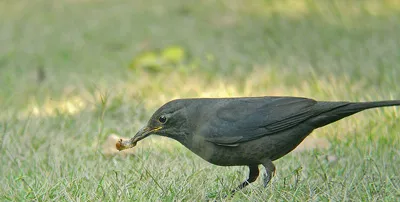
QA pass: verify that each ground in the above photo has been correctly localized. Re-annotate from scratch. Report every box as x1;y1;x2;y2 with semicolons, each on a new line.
0;0;399;201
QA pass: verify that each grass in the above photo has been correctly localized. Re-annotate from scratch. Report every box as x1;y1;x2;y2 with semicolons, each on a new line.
1;0;400;201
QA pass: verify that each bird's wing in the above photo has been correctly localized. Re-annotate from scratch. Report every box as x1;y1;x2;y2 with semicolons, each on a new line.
202;97;338;146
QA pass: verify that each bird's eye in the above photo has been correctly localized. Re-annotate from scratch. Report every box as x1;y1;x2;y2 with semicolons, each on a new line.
158;115;167;124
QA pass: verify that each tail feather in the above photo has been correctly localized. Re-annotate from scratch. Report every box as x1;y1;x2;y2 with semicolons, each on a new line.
309;100;400;128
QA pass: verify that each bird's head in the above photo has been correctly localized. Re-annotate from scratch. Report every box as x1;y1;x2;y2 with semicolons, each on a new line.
116;99;193;151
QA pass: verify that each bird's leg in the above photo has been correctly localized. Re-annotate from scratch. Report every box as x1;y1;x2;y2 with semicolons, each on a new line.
231;165;259;194
261;159;276;187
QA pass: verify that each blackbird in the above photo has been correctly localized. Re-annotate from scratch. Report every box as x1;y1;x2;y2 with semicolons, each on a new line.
117;96;400;193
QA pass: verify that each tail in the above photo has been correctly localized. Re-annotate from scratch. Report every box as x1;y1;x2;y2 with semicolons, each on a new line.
308;100;400;128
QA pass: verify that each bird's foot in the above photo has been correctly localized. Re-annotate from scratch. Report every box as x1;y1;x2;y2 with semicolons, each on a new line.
262;159;276;187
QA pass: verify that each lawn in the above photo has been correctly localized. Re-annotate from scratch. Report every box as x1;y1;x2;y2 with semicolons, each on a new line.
1;0;400;201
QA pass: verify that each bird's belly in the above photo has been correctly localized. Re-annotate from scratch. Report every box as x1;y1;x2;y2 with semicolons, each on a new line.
184;136;265;166
189;146;261;166
185;126;313;166
182;136;255;166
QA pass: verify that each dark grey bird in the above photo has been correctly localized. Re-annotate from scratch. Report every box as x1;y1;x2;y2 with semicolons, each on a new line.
116;96;400;193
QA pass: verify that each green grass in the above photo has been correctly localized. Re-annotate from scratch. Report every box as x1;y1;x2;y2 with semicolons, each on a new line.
1;0;400;201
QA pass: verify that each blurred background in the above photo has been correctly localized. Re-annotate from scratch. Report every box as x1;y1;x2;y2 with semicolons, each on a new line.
1;0;399;201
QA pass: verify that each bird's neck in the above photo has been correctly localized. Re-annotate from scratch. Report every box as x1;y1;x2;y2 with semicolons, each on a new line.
164;131;189;145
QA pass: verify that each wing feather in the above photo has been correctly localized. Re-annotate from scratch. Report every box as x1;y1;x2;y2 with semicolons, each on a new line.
202;97;322;146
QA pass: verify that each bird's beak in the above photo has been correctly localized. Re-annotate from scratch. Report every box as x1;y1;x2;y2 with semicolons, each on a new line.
116;126;162;151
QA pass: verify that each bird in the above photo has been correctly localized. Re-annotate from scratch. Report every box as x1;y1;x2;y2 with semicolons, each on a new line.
116;96;400;194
